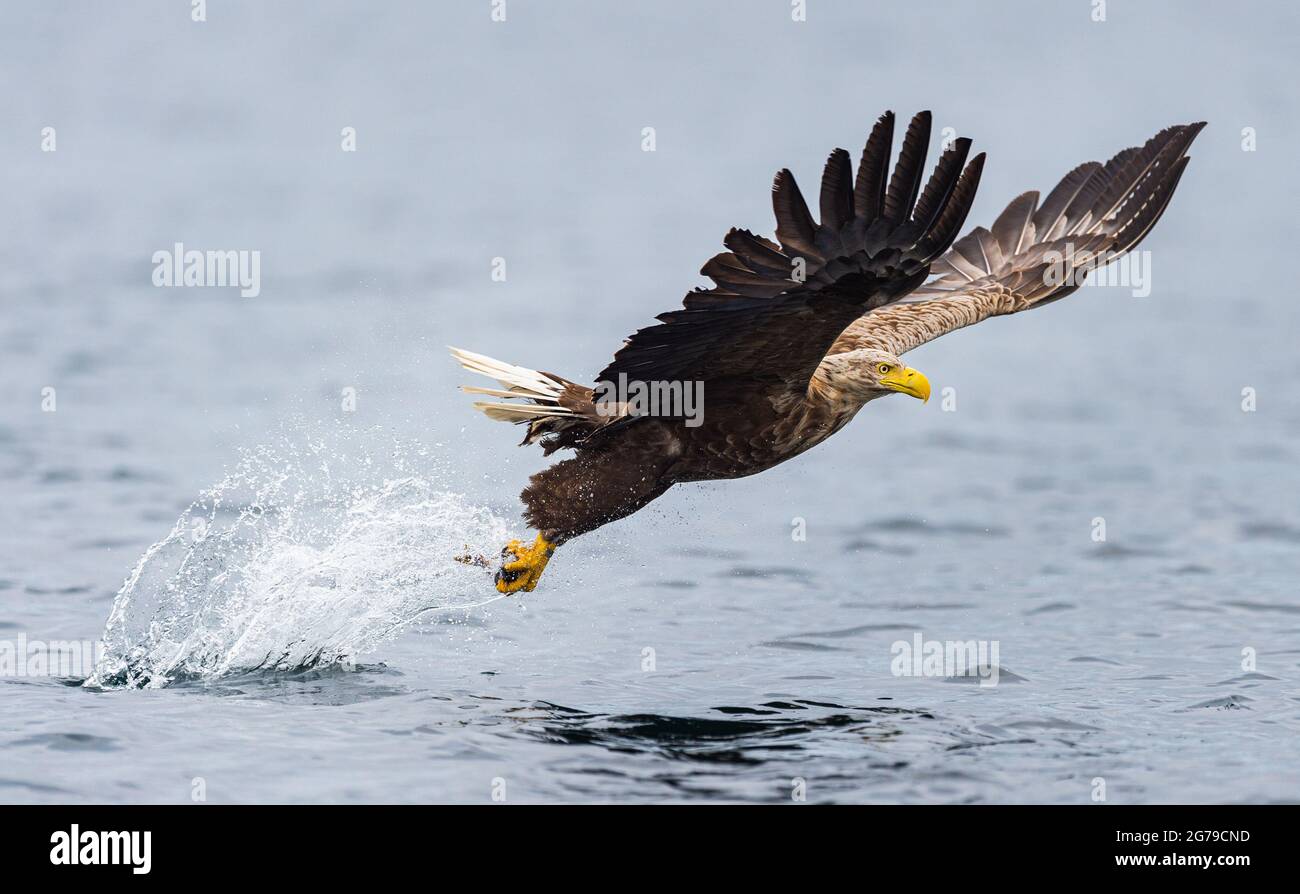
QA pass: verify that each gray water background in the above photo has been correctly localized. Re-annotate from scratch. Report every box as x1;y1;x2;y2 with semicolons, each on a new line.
1;0;1298;803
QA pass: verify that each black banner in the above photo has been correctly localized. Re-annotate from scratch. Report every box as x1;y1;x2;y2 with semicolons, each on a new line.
0;805;1281;878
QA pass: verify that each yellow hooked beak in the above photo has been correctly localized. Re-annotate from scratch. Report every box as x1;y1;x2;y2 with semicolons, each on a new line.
881;366;931;403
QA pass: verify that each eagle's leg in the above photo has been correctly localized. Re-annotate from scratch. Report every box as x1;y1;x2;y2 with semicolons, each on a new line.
494;441;675;594
494;532;556;594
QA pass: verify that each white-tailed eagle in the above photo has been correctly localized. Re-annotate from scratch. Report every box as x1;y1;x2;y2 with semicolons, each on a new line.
451;111;1204;592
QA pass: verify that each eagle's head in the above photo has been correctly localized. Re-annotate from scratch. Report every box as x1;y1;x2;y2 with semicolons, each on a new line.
858;350;931;402
814;348;931;406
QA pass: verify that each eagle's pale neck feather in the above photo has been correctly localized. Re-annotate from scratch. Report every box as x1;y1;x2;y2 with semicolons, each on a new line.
808;352;885;411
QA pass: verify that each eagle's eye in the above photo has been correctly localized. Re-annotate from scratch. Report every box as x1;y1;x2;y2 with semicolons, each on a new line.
877;363;891;375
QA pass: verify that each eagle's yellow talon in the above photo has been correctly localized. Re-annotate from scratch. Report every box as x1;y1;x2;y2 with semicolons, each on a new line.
494;533;556;594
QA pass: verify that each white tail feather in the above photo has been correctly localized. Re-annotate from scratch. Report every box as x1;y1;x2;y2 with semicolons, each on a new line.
449;347;563;399
473;401;577;421
450;346;575;426
460;385;542;399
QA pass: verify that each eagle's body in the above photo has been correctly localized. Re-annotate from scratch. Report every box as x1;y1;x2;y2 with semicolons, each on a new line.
517;379;858;538
452;111;1204;592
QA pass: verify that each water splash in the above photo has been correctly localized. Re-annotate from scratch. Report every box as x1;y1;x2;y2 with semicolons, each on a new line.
86;434;511;689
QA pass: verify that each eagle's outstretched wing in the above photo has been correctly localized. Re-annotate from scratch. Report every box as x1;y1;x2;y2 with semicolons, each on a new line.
595;111;985;392
828;122;1205;357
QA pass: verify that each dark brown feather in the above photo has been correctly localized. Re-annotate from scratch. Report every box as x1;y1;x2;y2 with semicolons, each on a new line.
881;111;932;224
594;111;982;393
990;190;1038;257
818;147;855;235
771;169;820;258
908;137;972;241
852;111;894;224
1032;161;1101;241
915;152;986;258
